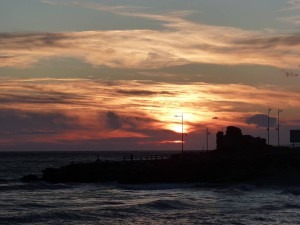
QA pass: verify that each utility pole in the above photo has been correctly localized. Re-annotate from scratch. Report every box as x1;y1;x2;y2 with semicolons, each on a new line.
277;108;283;147
267;107;272;145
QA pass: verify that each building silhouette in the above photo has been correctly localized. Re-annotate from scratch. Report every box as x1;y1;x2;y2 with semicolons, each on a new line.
216;126;267;151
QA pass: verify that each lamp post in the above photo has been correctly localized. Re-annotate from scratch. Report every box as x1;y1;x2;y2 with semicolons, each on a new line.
175;113;184;153
267;107;272;145
277;108;283;147
206;128;210;151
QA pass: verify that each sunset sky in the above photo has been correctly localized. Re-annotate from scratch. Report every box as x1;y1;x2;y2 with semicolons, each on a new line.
1;0;300;151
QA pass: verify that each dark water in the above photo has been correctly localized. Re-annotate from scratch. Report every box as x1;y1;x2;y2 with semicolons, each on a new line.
1;151;300;225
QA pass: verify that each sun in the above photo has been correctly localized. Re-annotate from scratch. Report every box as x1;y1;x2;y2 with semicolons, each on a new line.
165;112;196;133
168;123;189;133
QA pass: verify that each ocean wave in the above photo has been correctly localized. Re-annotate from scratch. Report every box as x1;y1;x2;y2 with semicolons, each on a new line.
211;184;258;196
284;203;300;209
0;210;92;225
140;199;191;210
232;184;257;191
280;188;300;196
118;183;195;191
213;187;245;196
101;201;126;206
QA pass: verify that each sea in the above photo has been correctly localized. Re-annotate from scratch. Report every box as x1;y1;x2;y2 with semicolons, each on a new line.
1;151;300;225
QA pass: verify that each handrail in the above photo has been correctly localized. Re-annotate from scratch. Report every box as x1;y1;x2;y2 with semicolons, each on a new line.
123;154;174;161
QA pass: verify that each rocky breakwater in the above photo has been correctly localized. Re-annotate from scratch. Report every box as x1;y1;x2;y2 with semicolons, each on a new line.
20;149;300;185
21;126;300;185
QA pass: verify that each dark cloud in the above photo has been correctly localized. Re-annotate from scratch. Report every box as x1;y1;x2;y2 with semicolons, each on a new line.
116;90;172;96
210;101;256;112
0;84;86;105
106;111;122;130
134;128;177;138
1;130;59;136
245;114;276;127
0;32;71;49
124;115;162;129
122;117;138;129
0;93;68;104
235;34;300;49
105;111;160;130
0;109;79;135
0;55;14;59
212;117;219;120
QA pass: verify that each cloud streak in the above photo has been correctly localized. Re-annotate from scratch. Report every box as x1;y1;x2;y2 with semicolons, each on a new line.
287;0;300;10
245;114;277;128
1;2;300;70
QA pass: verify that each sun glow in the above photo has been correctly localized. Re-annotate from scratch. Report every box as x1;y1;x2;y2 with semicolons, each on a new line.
165;112;196;133
168;123;190;133
160;140;182;144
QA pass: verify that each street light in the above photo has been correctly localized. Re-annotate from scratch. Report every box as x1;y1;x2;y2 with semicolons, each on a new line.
267;107;272;145
175;113;184;153
206;128;211;151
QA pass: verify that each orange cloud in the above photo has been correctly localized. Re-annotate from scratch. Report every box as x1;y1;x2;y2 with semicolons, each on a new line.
0;78;299;146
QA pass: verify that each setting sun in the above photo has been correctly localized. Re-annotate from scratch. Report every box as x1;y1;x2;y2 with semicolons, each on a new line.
168;123;188;134
165;112;196;133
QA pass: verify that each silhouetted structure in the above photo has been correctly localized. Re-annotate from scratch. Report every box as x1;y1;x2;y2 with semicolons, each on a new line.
290;130;300;148
22;126;300;185
216;126;267;151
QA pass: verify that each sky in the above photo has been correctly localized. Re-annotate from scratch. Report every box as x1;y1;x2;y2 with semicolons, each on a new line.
0;0;300;151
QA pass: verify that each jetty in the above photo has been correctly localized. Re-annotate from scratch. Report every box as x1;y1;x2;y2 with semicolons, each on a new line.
21;126;300;185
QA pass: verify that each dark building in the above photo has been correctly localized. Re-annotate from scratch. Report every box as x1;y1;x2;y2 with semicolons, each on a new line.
216;126;267;151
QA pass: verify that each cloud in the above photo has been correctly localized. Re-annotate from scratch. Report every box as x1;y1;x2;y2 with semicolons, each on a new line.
41;0;143;12
0;32;70;48
0;55;14;59
0;3;299;70
0;109;79;135
106;111;122;130
1;130;60;136
278;16;300;26
116;90;171;96
0;78;299;149
2;78;300;121
280;0;300;11
0;81;87;106
235;34;300;48
287;0;300;10
245;114;277;127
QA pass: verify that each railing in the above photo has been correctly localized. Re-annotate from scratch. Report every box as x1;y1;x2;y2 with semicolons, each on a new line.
123;154;174;161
